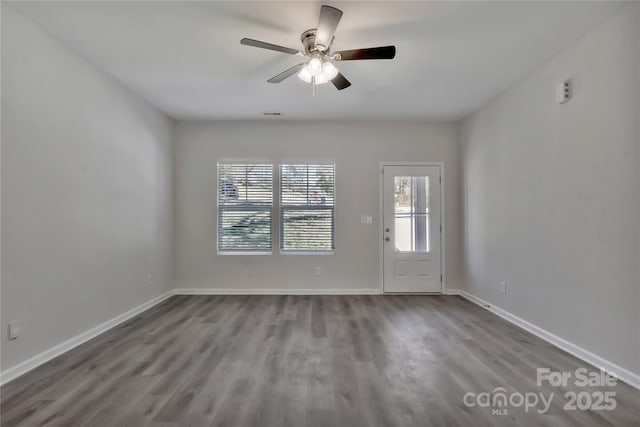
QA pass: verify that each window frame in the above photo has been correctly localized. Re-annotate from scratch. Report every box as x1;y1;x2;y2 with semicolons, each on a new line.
216;161;274;255
279;163;336;255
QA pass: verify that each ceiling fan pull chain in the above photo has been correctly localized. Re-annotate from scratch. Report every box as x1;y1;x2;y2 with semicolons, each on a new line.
312;76;318;98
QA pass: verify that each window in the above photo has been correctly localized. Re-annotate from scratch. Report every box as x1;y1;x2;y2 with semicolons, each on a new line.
217;163;273;253
394;176;429;252
280;164;335;252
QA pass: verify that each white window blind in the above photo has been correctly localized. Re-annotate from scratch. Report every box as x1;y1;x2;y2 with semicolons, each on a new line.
217;163;273;252
280;164;335;252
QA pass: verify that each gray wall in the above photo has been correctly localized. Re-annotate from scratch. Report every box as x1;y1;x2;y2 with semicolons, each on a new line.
1;6;174;372
174;121;462;291
2;0;637;382
460;3;639;374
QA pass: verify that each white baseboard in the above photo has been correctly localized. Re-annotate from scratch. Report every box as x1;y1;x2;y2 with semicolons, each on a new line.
174;288;381;295
0;287;377;385
0;290;175;387
5;287;637;392
458;290;640;390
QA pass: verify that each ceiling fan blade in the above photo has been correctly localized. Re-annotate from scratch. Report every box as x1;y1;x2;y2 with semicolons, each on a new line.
267;63;306;83
334;46;396;61
315;5;343;51
331;72;351;90
241;38;300;55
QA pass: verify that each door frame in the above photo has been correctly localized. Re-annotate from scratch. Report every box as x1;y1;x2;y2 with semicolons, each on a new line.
379;161;446;294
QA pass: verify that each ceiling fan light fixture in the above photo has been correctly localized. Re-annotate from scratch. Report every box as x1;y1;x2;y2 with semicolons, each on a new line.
297;67;312;83
322;61;339;80
315;74;330;84
298;59;337;85
298;67;330;84
307;57;323;75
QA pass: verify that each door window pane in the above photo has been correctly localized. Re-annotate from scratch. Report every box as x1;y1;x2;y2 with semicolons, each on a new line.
394;176;429;252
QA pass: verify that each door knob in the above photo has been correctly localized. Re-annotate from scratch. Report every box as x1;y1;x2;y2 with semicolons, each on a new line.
385;236;390;242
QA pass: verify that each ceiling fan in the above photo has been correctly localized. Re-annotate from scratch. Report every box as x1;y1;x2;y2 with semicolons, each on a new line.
240;5;396;96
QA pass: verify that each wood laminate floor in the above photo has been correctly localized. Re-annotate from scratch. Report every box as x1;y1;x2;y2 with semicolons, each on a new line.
1;295;639;426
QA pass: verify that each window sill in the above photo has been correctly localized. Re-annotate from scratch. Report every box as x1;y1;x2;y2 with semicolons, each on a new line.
280;251;335;256
217;251;273;256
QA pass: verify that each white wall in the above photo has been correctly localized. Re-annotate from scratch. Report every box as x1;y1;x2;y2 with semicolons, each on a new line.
1;6;174;372
460;4;639;374
174;121;461;292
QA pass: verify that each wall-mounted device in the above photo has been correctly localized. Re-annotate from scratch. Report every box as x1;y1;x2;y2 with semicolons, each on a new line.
8;321;20;340
556;78;572;104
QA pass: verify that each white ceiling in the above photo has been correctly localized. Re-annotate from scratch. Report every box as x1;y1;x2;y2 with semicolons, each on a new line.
9;1;623;121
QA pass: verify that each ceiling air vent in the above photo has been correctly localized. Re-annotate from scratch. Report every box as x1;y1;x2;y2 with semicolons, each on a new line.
263;112;282;116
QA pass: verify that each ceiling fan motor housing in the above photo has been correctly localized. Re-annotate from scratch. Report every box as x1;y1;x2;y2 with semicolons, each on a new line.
301;29;333;54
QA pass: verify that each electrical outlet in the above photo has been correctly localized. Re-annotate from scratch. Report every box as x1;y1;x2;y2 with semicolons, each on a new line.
8;321;20;340
500;281;507;294
315;266;322;276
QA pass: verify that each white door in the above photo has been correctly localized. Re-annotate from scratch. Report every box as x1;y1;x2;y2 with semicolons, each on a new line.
383;165;442;293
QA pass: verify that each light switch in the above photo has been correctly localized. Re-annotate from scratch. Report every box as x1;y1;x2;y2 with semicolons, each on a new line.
360;215;373;224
